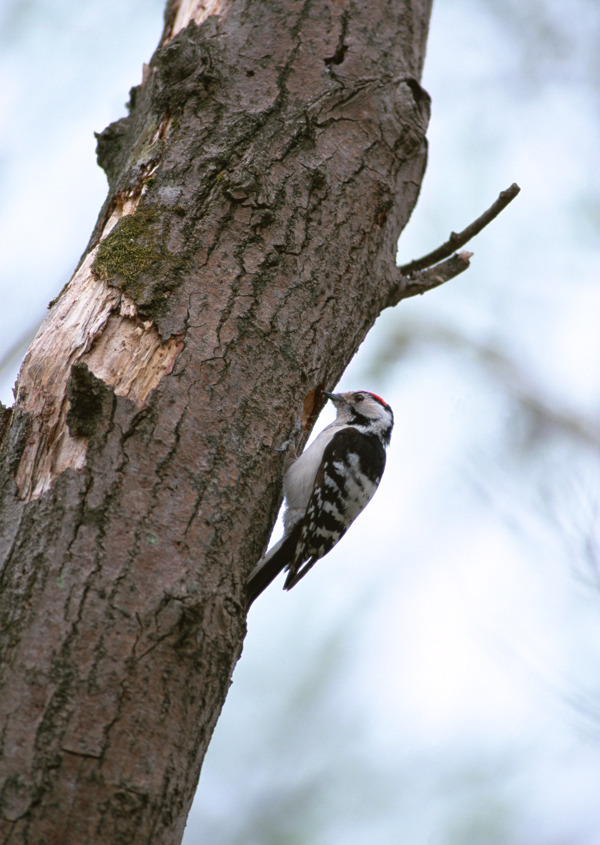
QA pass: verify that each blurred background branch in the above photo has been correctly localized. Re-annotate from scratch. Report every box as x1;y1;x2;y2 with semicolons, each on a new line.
367;316;600;453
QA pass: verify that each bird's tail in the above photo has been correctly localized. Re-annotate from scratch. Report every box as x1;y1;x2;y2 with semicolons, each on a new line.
245;524;302;606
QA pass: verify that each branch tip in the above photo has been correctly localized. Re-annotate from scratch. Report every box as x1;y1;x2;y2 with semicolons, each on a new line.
399;182;520;276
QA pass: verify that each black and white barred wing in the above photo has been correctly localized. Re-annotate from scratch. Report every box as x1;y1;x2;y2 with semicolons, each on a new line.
283;427;386;589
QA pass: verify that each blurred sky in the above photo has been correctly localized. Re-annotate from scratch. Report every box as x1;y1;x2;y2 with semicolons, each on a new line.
1;1;600;843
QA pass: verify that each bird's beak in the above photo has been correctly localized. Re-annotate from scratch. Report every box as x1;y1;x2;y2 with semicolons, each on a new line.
323;391;344;404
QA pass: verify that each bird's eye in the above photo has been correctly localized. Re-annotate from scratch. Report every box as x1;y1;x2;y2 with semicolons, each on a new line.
355;394;364;402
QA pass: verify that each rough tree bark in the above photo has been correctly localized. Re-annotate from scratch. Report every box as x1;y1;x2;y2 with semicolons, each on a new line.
0;0;448;841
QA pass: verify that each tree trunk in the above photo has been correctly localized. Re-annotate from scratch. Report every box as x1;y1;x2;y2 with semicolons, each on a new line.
0;0;433;841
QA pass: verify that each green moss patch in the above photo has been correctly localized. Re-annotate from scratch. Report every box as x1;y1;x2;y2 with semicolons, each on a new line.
94;206;171;301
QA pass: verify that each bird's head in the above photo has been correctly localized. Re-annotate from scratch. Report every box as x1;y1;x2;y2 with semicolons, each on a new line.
324;390;394;444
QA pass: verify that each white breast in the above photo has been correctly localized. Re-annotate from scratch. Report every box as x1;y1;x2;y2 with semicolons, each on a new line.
282;423;341;531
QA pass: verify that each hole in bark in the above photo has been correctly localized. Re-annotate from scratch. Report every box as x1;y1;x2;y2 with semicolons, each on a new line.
324;43;348;66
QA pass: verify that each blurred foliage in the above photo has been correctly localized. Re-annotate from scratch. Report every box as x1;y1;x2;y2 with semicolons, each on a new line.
367;317;600;455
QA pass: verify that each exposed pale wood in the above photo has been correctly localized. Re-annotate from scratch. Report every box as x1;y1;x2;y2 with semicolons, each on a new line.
14;196;183;501
168;0;232;39
83;308;184;408
15;253;118;500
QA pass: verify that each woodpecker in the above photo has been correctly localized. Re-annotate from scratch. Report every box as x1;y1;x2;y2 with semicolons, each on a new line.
246;390;393;605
